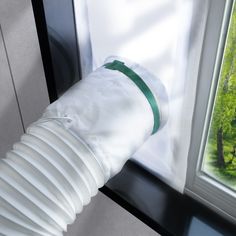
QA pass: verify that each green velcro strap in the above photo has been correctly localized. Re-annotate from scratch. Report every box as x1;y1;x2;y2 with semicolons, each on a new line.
104;60;160;134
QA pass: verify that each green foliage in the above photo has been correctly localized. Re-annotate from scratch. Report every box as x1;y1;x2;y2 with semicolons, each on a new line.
205;133;236;191
211;3;236;136
204;3;236;188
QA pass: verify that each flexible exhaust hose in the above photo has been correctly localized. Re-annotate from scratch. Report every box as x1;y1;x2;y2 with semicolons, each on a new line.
0;120;104;236
0;57;168;235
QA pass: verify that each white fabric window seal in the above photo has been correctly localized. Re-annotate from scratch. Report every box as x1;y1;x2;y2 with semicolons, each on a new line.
0;56;168;236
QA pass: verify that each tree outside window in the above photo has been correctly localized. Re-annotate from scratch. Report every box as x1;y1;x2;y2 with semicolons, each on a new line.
203;3;236;191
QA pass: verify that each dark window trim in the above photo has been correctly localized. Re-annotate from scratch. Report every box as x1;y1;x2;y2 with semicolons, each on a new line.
102;161;236;236
31;0;58;103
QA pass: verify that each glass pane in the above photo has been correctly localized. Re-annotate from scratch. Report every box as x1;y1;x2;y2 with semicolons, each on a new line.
202;2;236;191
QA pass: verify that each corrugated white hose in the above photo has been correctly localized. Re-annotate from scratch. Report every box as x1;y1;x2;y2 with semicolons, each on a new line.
0;57;168;236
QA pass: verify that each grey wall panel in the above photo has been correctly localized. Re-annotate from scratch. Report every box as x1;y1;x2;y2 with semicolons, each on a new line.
65;192;159;236
0;0;50;128
0;26;24;158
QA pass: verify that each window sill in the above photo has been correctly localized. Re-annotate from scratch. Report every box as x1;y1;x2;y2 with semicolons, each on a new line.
100;161;236;236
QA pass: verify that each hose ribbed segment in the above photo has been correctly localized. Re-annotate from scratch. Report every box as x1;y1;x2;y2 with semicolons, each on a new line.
0;119;105;236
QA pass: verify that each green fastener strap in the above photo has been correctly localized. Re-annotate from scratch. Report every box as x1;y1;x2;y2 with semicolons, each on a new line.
104;60;160;134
